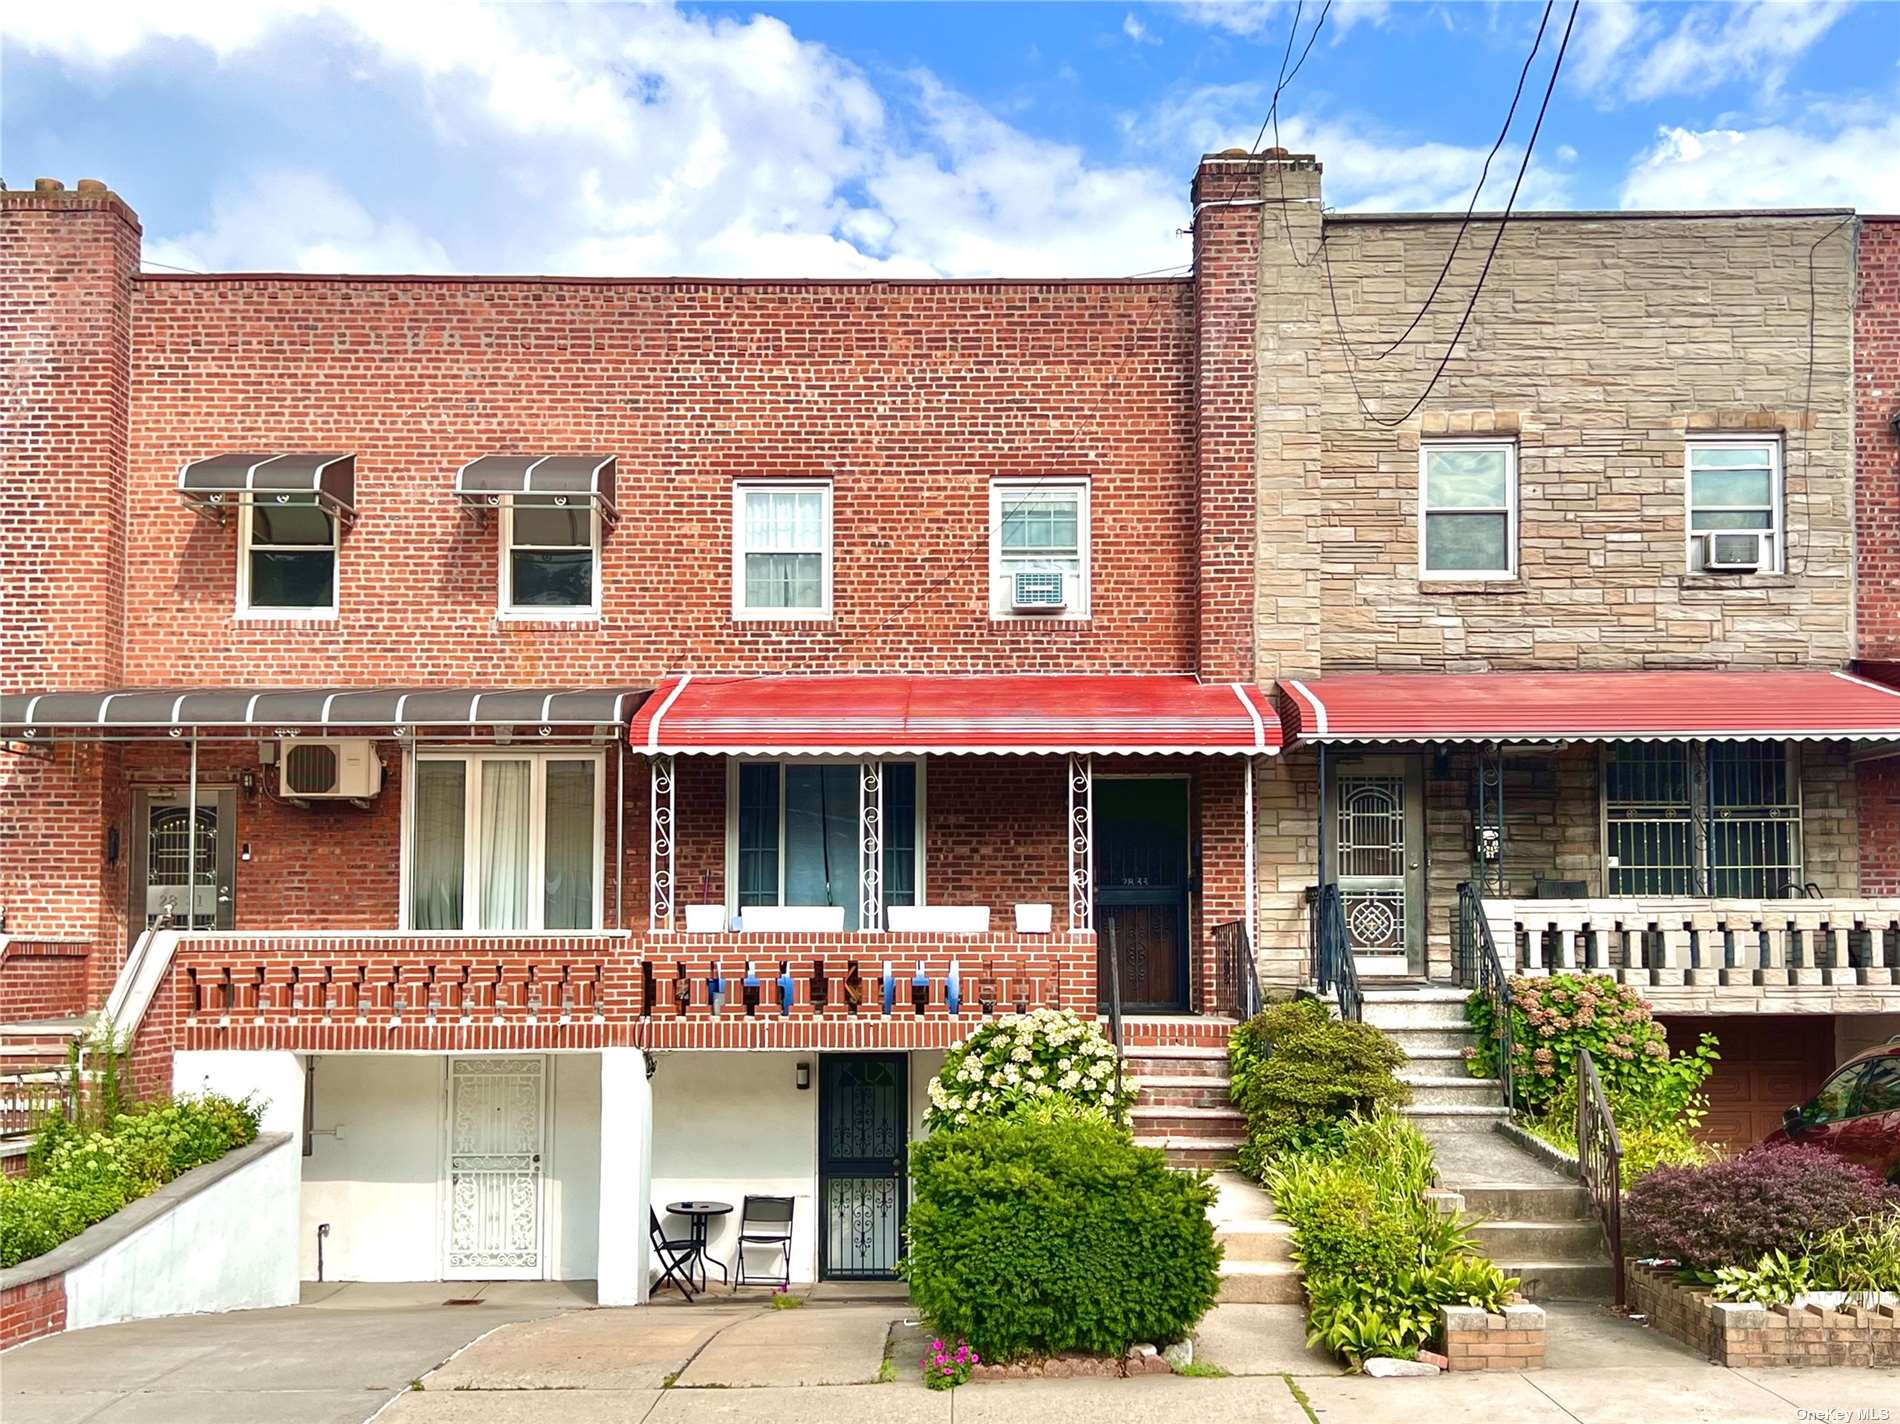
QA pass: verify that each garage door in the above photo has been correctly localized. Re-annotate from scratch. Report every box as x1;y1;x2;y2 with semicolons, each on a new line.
1660;1014;1831;1152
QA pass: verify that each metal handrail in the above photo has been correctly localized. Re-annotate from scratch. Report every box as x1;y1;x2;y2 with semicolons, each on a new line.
1310;884;1363;1022
1576;1048;1626;1308
1456;881;1514;1112
1212;919;1262;1022
1105;920;1125;1111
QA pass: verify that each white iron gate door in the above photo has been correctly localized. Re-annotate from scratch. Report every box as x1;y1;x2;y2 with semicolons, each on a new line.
444;1056;546;1279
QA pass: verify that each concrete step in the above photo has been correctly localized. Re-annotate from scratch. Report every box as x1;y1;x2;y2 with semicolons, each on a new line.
1455;1183;1594;1221
1399;1073;1503;1107
1215;1220;1295;1264
1131;1104;1245;1138
1138;1136;1240;1169
1470;1218;1606;1263
1215;1260;1304;1305
1362;997;1470;1030
1382;1024;1478;1057
1400;1105;1512;1134
1494;1259;1616;1303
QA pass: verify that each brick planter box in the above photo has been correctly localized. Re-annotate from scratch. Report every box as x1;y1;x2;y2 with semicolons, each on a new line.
1438;1300;1546;1371
1627;1263;1900;1367
969;1347;1176;1381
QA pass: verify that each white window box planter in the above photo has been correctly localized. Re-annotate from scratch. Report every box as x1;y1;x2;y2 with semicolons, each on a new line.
886;906;991;933
738;906;847;933
1013;903;1053;934
682;905;727;934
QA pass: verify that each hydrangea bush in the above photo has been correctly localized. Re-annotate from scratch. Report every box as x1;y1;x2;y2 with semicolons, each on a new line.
924;1007;1135;1131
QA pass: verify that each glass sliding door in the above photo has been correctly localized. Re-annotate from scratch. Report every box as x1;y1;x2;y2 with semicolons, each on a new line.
785;764;861;928
732;760;923;924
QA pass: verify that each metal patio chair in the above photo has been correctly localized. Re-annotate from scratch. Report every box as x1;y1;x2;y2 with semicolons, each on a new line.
648;1208;699;1301
730;1194;795;1291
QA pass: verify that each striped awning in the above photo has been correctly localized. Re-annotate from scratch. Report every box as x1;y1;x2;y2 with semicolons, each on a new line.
178;454;355;515
631;673;1280;756
1;687;647;738
455;456;617;516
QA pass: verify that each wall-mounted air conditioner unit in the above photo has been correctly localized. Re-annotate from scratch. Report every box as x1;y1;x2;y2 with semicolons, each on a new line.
1702;531;1770;573
277;738;383;800
1011;571;1067;610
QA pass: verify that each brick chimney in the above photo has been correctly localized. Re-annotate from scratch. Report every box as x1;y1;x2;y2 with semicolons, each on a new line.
1191;149;1326;684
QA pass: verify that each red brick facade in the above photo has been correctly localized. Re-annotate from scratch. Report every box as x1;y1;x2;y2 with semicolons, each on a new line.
0;1274;67;1351
1857;218;1900;893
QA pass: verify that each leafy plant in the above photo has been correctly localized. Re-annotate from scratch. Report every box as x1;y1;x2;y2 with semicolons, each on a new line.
903;1114;1219;1361
1465;974;1717;1123
1229;999;1409;1174
1304;1296;1423;1370
921;1338;978;1390
1624;1145;1897;1271
1807;1211;1900;1296
925;1008;1134;1131
1521;1107;1715;1190
1708;1248;1815;1305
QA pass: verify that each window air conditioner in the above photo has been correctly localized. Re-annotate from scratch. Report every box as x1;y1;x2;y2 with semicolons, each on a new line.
1011;571;1067;609
277;738;383;800
1702;531;1770;573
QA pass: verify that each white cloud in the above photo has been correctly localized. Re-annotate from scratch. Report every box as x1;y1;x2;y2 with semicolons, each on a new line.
1570;0;1849;104
1123;12;1160;45
1171;0;1391;39
144;170;454;273
4;0;1190;279
1621;111;1900;210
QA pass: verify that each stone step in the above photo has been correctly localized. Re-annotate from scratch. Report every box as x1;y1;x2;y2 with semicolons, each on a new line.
1362;998;1470;1030
1382;1025;1478;1057
1398;1073;1503;1108
1400;1105;1512;1134
1215;1220;1295;1264
1215;1260;1304;1305
1139;1136;1240;1170
1454;1183;1594;1221
1131;1105;1245;1138
1469;1218;1607;1263
1492;1259;1616;1303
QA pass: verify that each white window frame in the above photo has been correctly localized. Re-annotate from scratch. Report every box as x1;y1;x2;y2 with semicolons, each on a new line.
722;756;927;919
732;479;834;620
1418;439;1518;583
237;496;339;618
1684;436;1783;575
497;495;602;619
400;749;606;932
989;477;1092;619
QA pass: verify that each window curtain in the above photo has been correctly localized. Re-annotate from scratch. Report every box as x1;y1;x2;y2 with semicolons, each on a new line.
543;760;595;930
410;761;466;929
478;759;532;930
784;764;860;929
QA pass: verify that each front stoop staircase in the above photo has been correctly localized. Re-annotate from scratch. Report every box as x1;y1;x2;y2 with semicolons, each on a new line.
1362;984;1615;1302
1209;1170;1302;1304
1125;1019;1247;1171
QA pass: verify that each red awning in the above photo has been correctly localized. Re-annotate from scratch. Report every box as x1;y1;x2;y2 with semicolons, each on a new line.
1278;669;1900;745
632;674;1279;756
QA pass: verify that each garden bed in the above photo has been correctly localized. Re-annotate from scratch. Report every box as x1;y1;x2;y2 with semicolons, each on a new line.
1627;1264;1900;1367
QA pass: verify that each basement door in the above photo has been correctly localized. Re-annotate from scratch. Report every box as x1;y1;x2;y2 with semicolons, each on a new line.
444;1056;547;1280
819;1054;907;1281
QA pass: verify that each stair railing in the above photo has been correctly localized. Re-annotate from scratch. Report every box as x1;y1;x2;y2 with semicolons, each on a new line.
1212;919;1262;1023
1309;884;1363;1022
1456;881;1514;1112
1576;1047;1626;1308
1104;919;1126;1115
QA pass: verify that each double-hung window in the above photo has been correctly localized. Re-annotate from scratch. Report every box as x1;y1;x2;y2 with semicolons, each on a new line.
240;496;338;614
991;478;1090;617
408;752;603;930
1420;442;1516;580
1603;741;1802;897
734;481;832;618
1686;438;1781;574
502;497;599;614
731;760;921;928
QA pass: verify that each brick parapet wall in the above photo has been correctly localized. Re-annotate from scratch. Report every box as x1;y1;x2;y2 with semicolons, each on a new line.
0;1274;67;1351
1627;1264;1899;1366
0;940;92;1021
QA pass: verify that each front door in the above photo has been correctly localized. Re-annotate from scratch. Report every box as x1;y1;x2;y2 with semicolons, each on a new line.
1324;755;1426;977
818;1054;907;1280
130;789;237;935
445;1056;547;1280
1095;777;1192;1013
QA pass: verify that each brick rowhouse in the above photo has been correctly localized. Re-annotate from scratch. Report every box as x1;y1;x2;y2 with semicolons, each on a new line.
1857;217;1900;893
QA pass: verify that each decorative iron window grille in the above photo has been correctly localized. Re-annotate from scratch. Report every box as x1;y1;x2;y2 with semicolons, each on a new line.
1604;741;1801;897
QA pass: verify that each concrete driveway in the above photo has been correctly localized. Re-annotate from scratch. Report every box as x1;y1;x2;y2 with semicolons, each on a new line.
0;1282;595;1424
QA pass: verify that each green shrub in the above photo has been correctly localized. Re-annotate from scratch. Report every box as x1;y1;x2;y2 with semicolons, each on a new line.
1810;1211;1900;1295
904;1115;1219;1360
1520;1104;1714;1190
1228;999;1409;1174
0;1093;262;1269
924;1008;1135;1131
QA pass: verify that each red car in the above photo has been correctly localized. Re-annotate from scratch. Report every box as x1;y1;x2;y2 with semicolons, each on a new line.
1764;1039;1900;1182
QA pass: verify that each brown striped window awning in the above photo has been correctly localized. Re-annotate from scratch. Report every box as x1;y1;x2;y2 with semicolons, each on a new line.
454;456;617;517
177;454;356;516
0;687;648;739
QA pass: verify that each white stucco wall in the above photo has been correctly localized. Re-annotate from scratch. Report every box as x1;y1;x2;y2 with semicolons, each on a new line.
597;1047;652;1306
63;1135;301;1331
298;1052;602;1283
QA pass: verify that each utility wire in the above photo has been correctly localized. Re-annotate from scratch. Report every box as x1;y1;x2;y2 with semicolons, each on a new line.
1324;0;1580;429
1371;1;1553;360
1252;0;1331;155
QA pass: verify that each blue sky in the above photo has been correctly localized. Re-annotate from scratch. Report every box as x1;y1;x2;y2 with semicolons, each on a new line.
4;1;1896;278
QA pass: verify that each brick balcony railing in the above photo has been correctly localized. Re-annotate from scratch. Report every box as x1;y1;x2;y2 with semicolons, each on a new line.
162;929;1097;1053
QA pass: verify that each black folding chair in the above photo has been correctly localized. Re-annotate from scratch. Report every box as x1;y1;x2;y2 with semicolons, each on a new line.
731;1194;795;1290
649;1208;699;1301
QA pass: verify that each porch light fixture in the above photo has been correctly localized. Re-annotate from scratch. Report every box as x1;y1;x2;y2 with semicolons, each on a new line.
795;1062;812;1091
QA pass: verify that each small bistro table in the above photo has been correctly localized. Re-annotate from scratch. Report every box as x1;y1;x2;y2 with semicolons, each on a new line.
665;1200;733;1291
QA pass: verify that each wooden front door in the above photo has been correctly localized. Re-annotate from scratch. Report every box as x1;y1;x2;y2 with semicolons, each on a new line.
1095;777;1192;1013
